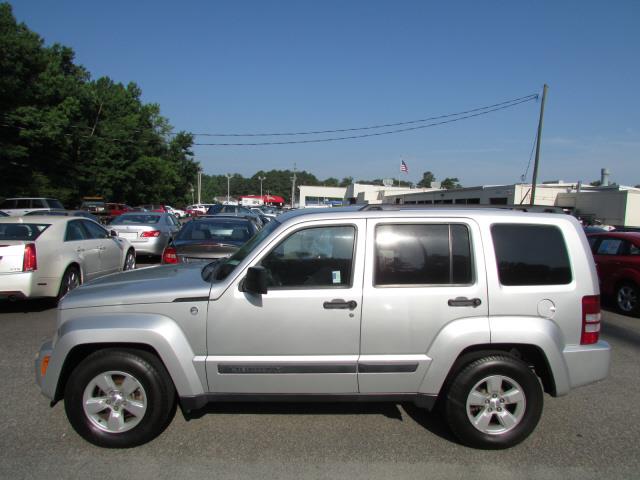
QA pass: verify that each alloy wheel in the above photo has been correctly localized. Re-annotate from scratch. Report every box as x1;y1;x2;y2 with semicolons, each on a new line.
465;374;526;435
82;370;147;434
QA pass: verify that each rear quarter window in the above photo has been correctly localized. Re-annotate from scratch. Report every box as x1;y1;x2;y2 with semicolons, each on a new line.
491;224;572;286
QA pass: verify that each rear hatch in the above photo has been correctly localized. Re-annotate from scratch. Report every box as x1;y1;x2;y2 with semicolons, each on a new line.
0;242;26;274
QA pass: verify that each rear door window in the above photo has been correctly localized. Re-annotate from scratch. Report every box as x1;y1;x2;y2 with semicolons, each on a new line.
491;224;572;285
65;220;88;241
374;224;473;286
31;199;46;208
82;220;109;239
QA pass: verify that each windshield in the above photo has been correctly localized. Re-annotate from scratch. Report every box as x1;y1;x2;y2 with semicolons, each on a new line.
203;218;281;282
0;223;50;240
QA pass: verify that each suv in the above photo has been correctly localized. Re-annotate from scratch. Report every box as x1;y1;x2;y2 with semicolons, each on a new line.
587;231;640;315
35;208;610;449
0;197;64;216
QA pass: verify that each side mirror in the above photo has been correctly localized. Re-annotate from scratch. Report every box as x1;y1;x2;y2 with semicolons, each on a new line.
110;229;118;237
242;266;268;295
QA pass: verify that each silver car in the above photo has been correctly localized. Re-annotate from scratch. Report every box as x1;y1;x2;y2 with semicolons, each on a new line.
109;212;181;257
0;216;135;301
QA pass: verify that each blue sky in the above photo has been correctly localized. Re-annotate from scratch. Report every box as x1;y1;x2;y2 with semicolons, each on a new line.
10;0;640;186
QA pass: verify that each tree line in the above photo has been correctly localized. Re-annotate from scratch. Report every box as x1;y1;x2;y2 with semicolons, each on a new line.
0;3;198;207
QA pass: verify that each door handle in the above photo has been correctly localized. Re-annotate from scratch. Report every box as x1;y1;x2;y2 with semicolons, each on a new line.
323;299;358;310
76;248;85;253
98;246;107;251
448;297;482;307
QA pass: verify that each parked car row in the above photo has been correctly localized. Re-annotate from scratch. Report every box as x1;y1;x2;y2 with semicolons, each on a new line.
0;203;269;302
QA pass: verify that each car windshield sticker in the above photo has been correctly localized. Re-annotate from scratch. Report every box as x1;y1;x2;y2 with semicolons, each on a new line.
332;271;341;284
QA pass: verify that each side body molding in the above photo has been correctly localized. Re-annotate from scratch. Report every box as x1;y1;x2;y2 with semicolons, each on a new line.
41;314;206;400
418;317;491;394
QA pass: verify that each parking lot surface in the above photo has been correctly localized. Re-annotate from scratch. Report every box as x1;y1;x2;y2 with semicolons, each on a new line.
0;298;638;479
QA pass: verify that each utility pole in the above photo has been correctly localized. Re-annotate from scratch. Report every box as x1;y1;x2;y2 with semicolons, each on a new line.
530;84;548;206
258;176;266;199
225;173;232;204
197;170;202;204
290;163;297;208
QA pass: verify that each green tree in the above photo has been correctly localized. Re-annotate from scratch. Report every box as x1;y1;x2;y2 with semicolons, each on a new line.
0;3;198;207
440;177;462;189
417;171;436;188
339;176;353;187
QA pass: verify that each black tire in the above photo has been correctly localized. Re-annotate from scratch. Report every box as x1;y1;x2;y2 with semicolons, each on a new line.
57;265;81;301
123;249;136;271
64;348;176;448
615;282;640;316
444;355;543;449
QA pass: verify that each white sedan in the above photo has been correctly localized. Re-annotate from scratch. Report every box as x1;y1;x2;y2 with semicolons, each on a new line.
0;216;136;302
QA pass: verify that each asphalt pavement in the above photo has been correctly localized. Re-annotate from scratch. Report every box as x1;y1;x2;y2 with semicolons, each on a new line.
0;298;638;480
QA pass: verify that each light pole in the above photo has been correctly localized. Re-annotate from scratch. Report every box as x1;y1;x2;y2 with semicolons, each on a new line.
258;176;266;199
225;174;232;204
189;185;195;205
290;163;297;209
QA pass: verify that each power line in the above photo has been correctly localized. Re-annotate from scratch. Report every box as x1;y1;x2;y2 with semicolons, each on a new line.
191;93;538;137
194;96;538;146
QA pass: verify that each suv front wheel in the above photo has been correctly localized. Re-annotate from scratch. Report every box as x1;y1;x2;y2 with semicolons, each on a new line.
445;355;543;449
64;348;176;448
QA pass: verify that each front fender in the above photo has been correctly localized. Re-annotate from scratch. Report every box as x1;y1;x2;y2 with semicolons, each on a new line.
41;313;206;401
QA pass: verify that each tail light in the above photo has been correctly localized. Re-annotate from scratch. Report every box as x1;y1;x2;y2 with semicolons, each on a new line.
23;243;37;271
581;295;601;345
141;230;161;238
162;246;178;264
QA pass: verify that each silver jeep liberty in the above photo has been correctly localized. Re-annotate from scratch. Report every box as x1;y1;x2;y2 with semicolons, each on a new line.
35;207;610;449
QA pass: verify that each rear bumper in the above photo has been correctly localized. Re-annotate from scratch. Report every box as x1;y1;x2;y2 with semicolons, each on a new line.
128;237;167;256
0;272;57;299
0;272;35;299
563;340;611;389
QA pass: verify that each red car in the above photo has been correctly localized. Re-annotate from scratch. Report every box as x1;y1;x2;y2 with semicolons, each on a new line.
105;203;132;217
587;231;640;315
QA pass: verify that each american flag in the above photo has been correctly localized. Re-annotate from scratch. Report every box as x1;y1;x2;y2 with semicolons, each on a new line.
400;160;408;173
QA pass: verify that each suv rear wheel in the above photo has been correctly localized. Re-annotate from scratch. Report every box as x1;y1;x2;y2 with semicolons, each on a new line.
445;355;543;449
64;348;176;448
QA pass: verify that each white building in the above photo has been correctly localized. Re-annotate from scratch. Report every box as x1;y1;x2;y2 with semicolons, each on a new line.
297;186;347;208
383;182;640;227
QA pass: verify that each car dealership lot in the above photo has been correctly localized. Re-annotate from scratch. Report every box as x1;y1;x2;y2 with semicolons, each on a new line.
0;304;638;479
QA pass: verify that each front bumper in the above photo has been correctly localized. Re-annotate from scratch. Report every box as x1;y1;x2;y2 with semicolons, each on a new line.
35;340;54;399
